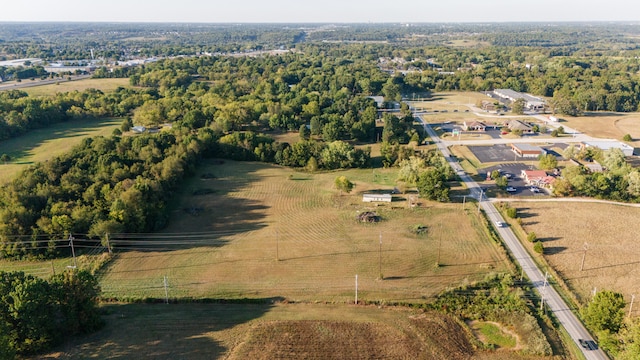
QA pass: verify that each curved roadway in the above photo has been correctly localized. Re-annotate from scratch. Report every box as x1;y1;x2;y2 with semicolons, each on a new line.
418;115;608;360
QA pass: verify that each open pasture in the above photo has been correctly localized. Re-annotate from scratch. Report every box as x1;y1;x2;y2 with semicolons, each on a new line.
23;78;130;97
98;160;509;303
0;117;122;183
512;201;640;308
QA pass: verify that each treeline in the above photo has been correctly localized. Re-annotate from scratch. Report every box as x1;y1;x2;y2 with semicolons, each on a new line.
0;270;102;357
387;46;640;114
554;147;640;202
0;87;154;141
0;129;215;258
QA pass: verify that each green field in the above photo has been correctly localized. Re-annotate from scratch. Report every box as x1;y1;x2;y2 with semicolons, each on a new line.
0;117;122;183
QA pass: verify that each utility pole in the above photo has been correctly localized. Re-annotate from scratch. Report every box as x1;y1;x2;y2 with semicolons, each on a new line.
163;276;169;304
105;233;112;254
462;195;466;210
355;275;358;304
629;294;635;318
580;243;588;271
540;271;549;311
378;231;382;280
69;234;77;269
275;229;279;261
477;189;484;213
436;224;442;266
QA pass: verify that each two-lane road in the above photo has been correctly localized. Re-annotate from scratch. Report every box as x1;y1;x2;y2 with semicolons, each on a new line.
418;115;608;360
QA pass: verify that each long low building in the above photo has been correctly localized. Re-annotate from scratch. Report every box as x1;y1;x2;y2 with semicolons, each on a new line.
494;89;546;111
511;143;546;158
581;141;635;157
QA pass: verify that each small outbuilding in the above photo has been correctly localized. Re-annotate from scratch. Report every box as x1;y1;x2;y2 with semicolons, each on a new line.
362;194;392;203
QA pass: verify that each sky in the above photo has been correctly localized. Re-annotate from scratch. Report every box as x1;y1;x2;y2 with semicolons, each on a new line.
1;0;639;23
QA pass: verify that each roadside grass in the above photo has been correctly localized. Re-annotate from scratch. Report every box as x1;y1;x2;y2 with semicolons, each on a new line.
470;321;517;349
507;201;640;308
22;78;130;97
91;160;510;303
449;145;481;170
41;302;541;360
0;117;122;183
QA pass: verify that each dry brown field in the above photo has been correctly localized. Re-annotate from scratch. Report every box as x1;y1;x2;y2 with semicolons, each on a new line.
510;201;640;309
560;112;640;146
42;302;549;360
97;160;510;303
23;78;130;97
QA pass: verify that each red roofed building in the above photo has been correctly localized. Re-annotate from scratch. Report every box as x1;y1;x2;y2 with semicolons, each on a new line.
521;170;556;188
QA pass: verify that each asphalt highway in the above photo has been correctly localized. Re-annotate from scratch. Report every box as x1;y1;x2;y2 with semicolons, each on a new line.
418;115;608;360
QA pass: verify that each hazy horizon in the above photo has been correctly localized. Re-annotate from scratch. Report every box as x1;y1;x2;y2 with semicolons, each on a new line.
2;0;639;24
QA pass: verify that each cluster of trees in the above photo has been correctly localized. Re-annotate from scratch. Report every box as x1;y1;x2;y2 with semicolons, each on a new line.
0;270;102;357
553;147;640;202
0;87;154;141
579;290;640;358
0;129;216;258
122;54;385;141
214;132;370;170
394;150;453;202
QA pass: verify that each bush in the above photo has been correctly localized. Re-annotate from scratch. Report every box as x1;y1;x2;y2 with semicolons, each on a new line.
623;134;632;142
527;232;537;242
533;241;544;254
506;207;517;219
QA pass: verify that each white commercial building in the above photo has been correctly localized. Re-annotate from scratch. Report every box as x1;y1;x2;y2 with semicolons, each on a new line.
494;89;546;111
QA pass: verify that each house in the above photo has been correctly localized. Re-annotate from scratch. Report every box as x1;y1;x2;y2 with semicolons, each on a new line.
481;100;496;111
507;120;534;134
362;194;392;203
131;126;146;133
367;96;385;108
511;144;546;158
463;121;487;131
521;170;555;188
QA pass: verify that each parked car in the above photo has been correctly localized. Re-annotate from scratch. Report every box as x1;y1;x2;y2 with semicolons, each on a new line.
506;187;517;192
530;187;540;193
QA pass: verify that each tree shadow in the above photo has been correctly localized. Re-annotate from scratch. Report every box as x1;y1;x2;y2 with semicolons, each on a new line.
544;246;567;255
45;300;282;359
539;237;562;242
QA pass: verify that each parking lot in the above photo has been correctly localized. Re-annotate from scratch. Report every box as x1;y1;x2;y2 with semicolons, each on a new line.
469;144;517;163
478;163;546;196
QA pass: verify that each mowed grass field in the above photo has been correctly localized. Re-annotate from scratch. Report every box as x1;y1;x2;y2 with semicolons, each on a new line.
0;117;122;183
98;160;510;303
42;302;545;360
22;78;130;96
560;112;640;146
512;201;640;307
